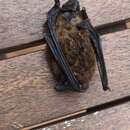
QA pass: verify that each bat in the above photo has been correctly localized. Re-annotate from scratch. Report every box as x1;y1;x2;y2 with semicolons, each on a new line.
44;0;110;92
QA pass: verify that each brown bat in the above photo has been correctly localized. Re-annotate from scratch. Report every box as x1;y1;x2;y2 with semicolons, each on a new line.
44;0;109;92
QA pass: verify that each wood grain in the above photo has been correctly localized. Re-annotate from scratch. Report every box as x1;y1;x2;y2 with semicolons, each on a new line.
0;0;130;49
39;102;130;130
0;30;130;130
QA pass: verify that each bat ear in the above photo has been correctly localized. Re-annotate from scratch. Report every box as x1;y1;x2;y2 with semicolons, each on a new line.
54;0;60;7
81;7;88;19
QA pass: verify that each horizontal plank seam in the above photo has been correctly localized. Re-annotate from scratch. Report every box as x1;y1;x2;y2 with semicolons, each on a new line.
20;96;130;130
20;109;87;130
0;44;46;60
0;18;129;61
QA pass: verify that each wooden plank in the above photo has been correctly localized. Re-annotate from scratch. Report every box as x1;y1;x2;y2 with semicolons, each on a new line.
0;0;130;49
39;102;130;130
0;30;130;130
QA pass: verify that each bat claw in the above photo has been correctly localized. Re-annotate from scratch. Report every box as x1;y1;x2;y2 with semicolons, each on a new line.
54;0;60;7
104;87;111;91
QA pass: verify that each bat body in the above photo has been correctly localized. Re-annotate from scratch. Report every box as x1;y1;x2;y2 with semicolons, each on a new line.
45;0;109;92
47;12;96;91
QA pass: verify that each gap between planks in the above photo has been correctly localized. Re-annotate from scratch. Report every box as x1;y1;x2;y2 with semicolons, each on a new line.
0;18;129;60
20;96;130;130
21;109;87;130
0;44;46;60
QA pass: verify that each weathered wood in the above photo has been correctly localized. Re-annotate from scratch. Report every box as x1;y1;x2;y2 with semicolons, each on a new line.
40;102;130;130
0;30;130;130
0;0;130;49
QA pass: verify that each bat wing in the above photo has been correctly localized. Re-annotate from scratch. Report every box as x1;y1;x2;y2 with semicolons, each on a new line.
45;1;82;91
78;17;109;90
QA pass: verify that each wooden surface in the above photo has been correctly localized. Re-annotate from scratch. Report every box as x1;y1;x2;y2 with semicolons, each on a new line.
40;102;130;130
0;29;130;130
0;0;130;49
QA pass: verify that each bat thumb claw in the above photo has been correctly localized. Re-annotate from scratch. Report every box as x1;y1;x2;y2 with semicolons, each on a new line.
103;86;111;91
54;0;60;7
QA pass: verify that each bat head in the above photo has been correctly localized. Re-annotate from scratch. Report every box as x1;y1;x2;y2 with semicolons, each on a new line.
62;0;80;12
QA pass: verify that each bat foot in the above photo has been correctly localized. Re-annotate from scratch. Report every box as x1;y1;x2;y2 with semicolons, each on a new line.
55;81;74;92
55;81;89;92
55;84;67;92
55;80;70;92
